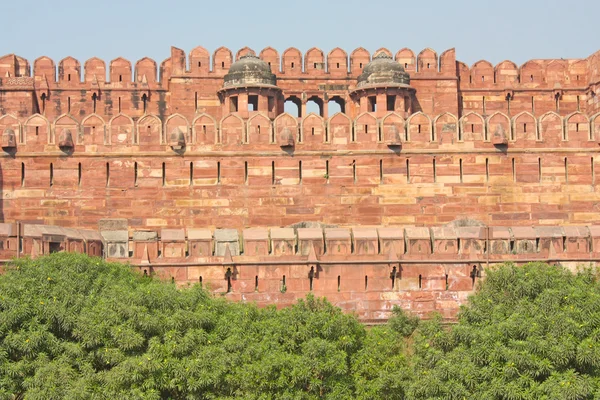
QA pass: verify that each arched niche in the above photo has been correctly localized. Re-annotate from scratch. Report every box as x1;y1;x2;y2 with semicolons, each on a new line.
459;112;485;142
274;112;298;142
137;114;163;147
434;112;458;144
300;113;325;144
538;111;563;144
512;112;537;142
82;114;106;145
23;114;51;145
406;112;432;142
486;112;511;143
220;114;245;146
327;112;352;144
192;113;218;145
381;112;406;143
54;114;81;144
354;112;378;143
247;112;273;144
108;114;134;146
165;114;189;144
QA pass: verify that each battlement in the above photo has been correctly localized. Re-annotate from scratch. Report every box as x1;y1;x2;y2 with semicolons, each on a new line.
2;44;600;321
0;47;595;87
1;221;598;321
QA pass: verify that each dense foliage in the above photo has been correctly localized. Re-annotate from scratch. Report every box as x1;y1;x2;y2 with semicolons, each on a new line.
1;254;600;399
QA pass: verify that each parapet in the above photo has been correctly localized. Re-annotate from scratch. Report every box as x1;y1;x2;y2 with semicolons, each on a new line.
4;223;599;262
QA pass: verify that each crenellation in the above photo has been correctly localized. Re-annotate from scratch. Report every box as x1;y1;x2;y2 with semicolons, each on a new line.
3;44;600;321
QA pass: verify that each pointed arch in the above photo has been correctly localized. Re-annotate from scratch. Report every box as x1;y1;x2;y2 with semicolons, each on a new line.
54;114;81;145
354;112;378;143
274;111;298;141
433;112;459;143
459;112;485;142
591;112;600;142
538;111;563;143
381;111;406;143
137;114;163;146
23;113;51;145
192;113;218;144
564;111;590;141
247;112;273;144
165;113;190;144
486;112;511;143
0;114;21;144
220;113;245;145
300;113;326;144
406;111;433;142
327;112;352;144
108;113;135;145
511;111;538;141
81;113;106;145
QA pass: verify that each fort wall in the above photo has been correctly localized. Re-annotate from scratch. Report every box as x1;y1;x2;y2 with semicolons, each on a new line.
2;45;600;321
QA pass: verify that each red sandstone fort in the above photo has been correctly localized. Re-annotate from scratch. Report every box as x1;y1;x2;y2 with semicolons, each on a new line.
1;45;600;321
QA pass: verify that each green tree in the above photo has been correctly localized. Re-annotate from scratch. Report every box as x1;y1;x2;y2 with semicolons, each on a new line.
0;253;365;399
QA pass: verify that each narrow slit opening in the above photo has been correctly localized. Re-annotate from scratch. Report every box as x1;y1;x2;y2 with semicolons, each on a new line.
189;162;193;186
78;162;82;187
49;163;53;187
244;161;248;185
134;162;138;187
271;161;275;185
217;161;221;184
299;160;302;184
162;162;166;187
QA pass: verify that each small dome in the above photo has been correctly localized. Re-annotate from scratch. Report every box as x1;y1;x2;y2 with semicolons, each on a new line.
223;53;277;88
357;53;410;88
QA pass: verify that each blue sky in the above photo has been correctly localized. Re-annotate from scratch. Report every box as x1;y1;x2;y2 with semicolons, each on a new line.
1;0;598;68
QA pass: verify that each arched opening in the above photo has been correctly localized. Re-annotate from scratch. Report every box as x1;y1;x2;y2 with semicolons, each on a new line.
306;96;324;117
284;96;302;117
328;96;345;114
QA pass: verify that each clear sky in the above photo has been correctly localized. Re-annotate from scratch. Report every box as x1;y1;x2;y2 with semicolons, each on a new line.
1;0;598;68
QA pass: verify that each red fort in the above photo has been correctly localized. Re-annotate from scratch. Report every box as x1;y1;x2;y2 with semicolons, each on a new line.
1;45;600;321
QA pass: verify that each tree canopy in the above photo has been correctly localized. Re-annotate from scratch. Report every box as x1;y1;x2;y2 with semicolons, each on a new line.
1;254;600;399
